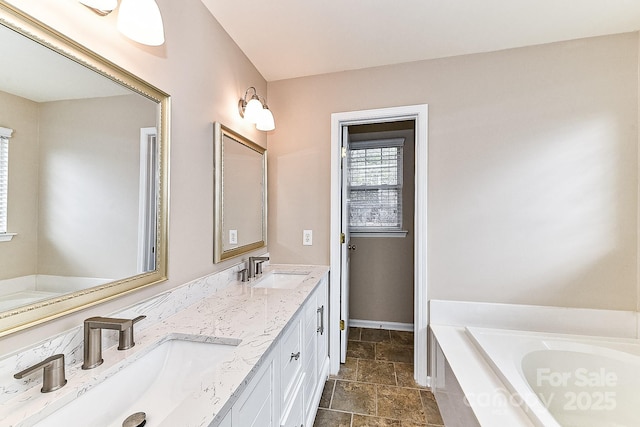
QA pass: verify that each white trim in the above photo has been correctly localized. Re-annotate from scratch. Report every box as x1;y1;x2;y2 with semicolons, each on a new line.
349;319;414;332
0;232;16;242
0;127;13;138
350;230;409;238
329;104;429;387
137;127;158;273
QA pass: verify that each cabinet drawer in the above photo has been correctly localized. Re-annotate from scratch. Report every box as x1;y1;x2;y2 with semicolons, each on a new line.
280;319;302;407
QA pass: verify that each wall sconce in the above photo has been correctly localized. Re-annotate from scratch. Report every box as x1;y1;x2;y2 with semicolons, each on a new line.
79;0;165;46
238;87;275;131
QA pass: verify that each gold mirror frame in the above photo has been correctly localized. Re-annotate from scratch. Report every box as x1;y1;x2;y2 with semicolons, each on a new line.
213;122;266;263
0;3;170;337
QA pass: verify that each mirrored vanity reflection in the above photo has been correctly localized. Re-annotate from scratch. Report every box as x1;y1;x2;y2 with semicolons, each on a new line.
213;122;266;263
0;3;170;336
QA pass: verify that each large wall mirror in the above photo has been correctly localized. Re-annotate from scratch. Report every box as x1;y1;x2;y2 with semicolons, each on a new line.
0;4;170;336
214;123;266;263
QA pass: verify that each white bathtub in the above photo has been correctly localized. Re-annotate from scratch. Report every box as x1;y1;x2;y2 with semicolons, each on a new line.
466;327;640;427
0;275;112;312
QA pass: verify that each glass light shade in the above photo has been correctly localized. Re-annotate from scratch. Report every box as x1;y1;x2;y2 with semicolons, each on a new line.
79;0;117;11
243;97;263;124
117;0;165;46
256;107;275;131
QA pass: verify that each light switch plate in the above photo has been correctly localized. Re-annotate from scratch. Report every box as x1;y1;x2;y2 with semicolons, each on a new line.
229;229;238;244
303;230;313;246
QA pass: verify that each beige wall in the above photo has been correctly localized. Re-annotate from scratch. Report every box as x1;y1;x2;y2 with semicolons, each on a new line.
0;0;268;351
0;91;39;280
37;95;155;279
268;33;639;311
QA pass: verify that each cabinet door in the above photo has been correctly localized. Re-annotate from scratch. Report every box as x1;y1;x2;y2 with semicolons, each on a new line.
218;410;232;427
302;291;318;417
316;276;329;377
281;375;305;427
232;353;277;427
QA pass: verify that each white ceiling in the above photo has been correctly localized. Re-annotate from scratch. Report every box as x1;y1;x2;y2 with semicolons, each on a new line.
201;0;640;82
0;23;130;102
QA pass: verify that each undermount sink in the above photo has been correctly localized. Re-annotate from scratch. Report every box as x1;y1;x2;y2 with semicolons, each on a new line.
252;271;310;289
33;337;238;427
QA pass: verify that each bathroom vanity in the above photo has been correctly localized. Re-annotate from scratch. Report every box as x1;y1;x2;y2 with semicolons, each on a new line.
0;264;329;427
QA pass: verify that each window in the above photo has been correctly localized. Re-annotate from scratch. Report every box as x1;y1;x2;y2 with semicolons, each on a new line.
348;138;404;234
0;127;14;237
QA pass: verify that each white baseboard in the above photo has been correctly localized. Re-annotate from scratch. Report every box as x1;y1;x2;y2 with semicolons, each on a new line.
349;319;414;332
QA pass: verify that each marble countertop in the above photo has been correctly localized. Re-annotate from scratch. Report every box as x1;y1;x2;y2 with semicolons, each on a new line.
2;264;329;427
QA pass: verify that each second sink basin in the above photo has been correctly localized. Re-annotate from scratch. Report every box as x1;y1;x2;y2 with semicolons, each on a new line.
33;336;238;427
252;271;310;289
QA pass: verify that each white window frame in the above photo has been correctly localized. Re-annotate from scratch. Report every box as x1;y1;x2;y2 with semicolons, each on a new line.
0;126;15;242
348;137;407;237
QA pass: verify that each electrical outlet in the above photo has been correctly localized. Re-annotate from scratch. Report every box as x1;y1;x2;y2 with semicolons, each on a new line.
303;230;313;246
229;229;238;244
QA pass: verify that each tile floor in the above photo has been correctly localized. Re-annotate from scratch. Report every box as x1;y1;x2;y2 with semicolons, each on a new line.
313;327;444;427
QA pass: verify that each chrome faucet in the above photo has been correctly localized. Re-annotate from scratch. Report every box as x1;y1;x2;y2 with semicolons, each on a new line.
248;256;269;279
82;315;146;370
14;354;67;393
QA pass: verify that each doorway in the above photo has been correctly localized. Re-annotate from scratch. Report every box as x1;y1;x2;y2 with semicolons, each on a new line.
329;104;429;387
347;120;415;333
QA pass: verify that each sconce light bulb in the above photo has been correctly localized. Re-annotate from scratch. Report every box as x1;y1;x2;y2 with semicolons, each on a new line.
256;107;275;131
243;97;263;124
117;0;165;46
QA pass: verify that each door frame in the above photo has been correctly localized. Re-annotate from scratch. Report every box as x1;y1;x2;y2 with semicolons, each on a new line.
329;104;429;386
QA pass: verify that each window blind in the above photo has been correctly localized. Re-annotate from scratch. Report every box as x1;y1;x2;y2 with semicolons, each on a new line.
0;127;14;234
348;138;404;231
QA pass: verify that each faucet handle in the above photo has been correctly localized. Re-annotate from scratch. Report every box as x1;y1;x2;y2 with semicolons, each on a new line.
118;315;146;350
14;354;67;393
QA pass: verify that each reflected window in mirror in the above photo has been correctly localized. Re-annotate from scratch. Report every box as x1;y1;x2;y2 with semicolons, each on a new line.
0;127;12;237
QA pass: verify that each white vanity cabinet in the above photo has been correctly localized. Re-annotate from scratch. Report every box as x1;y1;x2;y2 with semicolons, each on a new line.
302;276;329;426
224;274;329;427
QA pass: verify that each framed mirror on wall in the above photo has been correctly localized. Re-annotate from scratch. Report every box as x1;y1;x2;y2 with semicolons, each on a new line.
213;122;266;263
0;3;170;336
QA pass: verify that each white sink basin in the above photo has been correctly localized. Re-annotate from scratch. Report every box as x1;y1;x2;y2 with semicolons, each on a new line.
33;337;238;427
252;271;310;289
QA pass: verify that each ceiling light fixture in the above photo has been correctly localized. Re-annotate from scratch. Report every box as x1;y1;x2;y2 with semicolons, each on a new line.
79;0;165;46
238;87;275;131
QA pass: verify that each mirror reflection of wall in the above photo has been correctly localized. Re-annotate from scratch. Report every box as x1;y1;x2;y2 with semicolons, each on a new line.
222;134;265;251
0;90;157;312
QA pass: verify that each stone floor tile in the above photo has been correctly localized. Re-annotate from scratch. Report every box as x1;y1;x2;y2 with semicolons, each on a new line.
390;330;414;346
361;328;391;343
331;357;358;381
331;380;377;415
357;359;397;385
313;408;352;427
349;326;363;341
395;362;425;389
376;342;413;363
319;378;335;408
377;385;426;423
420;390;444;425
347;340;376;359
352;414;402;426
